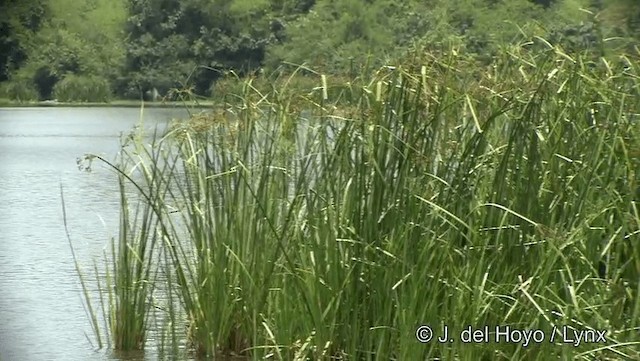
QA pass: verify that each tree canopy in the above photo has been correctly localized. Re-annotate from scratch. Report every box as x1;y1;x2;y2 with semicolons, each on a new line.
1;0;638;100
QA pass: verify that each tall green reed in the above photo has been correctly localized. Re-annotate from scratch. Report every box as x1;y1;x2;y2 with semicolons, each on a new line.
80;42;640;360
72;118;185;353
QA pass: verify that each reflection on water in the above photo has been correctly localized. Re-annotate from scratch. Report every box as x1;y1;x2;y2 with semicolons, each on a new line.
0;107;189;361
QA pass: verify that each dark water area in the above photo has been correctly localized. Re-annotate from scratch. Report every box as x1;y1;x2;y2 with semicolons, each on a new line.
0;107;190;361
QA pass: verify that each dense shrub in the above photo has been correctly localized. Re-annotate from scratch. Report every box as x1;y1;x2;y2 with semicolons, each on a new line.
0;78;39;102
52;74;112;102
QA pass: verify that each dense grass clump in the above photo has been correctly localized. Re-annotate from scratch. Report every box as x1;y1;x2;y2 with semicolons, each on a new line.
79;44;640;360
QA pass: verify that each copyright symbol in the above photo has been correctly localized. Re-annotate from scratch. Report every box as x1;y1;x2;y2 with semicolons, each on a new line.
416;325;433;343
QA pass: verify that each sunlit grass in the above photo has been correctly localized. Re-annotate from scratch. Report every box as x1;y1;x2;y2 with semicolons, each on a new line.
77;43;640;359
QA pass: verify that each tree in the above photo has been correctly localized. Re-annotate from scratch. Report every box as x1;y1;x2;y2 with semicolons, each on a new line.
265;0;428;74
0;0;48;81
120;0;282;98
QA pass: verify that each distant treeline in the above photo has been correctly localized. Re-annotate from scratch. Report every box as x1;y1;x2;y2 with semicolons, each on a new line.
0;0;638;101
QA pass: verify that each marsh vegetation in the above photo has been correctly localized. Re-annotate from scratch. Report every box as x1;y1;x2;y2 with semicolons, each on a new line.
69;42;640;360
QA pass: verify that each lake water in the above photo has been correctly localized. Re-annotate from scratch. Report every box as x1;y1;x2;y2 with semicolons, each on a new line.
0;107;191;361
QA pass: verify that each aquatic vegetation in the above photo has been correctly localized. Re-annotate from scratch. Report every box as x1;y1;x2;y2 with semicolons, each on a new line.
78;43;640;359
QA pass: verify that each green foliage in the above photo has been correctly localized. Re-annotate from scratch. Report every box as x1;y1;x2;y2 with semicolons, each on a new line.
599;0;640;34
47;0;128;80
265;0;555;74
264;0;637;76
0;0;48;81
121;31;196;97
0;77;39;102
70;131;166;352
48;0;127;44
52;74;112;102
0;0;125;99
30;27;95;76
265;0;400;73
78;46;640;359
270;0;316;15
1;0;639;101
120;0;280;97
30;0;127;80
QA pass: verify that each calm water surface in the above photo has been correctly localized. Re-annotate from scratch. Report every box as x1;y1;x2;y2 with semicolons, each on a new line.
0;107;190;361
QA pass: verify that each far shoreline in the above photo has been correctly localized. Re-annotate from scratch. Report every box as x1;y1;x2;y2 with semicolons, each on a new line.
0;99;217;109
